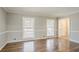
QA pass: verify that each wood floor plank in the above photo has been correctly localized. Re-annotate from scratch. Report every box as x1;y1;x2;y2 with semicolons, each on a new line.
1;39;79;52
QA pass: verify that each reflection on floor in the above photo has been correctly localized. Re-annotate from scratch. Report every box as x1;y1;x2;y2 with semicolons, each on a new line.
70;42;79;52
1;39;79;52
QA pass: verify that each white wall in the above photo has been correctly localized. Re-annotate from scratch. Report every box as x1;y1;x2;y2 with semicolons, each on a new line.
69;13;79;43
0;8;7;50
7;13;23;42
7;13;55;43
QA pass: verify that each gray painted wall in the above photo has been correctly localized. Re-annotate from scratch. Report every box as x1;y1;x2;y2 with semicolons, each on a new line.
69;13;79;43
0;8;7;50
7;13;23;42
7;13;55;43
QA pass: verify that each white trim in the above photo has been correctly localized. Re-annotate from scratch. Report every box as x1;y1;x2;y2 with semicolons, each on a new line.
0;41;7;51
0;31;7;36
70;39;79;44
7;40;27;43
7;39;36;43
70;31;79;32
7;36;56;43
7;31;21;32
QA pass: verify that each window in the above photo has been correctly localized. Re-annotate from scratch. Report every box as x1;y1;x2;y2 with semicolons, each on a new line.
47;19;54;36
23;17;35;38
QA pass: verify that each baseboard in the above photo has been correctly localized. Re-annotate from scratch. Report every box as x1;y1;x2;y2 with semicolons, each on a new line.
7;40;30;43
70;39;79;44
7;39;36;43
0;42;7;51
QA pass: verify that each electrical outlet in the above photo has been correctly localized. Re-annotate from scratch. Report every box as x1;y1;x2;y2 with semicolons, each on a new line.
13;38;16;40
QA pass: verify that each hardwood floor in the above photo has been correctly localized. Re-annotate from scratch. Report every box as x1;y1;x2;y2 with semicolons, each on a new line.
70;42;79;52
1;39;79;52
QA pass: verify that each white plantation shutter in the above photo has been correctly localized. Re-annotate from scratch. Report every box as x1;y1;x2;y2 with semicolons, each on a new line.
23;17;35;38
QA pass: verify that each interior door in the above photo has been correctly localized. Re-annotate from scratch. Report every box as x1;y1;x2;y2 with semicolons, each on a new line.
58;18;70;51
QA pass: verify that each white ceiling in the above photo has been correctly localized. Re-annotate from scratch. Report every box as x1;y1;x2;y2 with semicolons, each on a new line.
3;7;79;17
